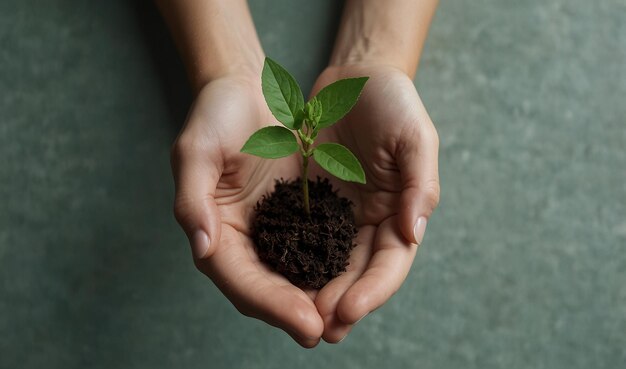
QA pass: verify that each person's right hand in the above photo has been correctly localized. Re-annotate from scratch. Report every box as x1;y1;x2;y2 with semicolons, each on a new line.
170;73;324;348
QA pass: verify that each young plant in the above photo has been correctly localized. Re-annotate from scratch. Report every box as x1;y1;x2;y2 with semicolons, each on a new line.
241;57;368;216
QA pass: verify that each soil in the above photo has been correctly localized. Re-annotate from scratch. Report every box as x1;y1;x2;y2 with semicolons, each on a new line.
252;177;357;289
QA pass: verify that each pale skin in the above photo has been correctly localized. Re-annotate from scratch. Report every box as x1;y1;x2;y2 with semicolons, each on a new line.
157;0;440;348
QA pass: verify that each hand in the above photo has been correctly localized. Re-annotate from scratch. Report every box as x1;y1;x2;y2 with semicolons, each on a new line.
309;64;440;342
171;74;324;348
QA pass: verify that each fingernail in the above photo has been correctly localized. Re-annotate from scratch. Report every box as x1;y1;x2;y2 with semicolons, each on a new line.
190;230;210;259
413;217;428;245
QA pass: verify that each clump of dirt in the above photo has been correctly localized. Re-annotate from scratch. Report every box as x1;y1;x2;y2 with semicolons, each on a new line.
252;177;357;289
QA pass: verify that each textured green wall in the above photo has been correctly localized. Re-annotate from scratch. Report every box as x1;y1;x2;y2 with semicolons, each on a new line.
1;0;625;368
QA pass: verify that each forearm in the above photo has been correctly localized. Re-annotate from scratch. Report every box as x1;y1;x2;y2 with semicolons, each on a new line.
156;0;264;92
330;0;438;78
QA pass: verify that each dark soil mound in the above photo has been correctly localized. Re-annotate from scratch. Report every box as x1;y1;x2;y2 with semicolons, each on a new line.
252;178;357;289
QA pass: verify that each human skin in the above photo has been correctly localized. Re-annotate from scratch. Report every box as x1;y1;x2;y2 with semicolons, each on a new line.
157;0;439;348
309;0;441;343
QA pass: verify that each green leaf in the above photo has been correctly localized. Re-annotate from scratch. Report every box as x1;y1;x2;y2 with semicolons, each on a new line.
262;58;304;129
304;97;323;126
240;126;299;159
314;77;368;128
293;109;305;130
312;143;366;184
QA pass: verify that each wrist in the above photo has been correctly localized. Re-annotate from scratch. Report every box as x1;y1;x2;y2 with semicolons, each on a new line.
329;0;439;79
157;0;265;94
190;56;263;94
329;46;409;76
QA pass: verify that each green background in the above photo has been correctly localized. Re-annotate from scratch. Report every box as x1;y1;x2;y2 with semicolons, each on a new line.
1;0;625;367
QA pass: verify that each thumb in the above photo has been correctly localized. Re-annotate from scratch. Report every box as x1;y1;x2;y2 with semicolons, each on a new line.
397;119;440;246
170;137;222;260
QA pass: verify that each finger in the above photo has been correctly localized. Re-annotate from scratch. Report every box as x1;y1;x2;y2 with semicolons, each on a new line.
314;226;375;343
397;112;440;245
200;225;324;347
336;217;417;324
171;133;223;259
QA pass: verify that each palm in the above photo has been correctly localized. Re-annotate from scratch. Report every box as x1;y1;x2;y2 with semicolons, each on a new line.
313;66;417;224
173;77;322;346
309;65;438;341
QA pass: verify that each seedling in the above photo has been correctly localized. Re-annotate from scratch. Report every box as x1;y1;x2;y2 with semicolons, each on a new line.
241;57;368;215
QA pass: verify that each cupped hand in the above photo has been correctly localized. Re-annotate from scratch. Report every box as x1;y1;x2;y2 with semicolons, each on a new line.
309;64;441;342
170;74;324;348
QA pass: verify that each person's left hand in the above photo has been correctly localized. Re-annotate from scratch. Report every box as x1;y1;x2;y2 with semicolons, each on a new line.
308;64;441;342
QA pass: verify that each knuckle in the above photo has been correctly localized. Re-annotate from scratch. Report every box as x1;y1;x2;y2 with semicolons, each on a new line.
422;120;439;147
431;126;440;148
170;143;181;167
170;133;211;163
423;179;441;209
172;195;195;227
169;137;186;163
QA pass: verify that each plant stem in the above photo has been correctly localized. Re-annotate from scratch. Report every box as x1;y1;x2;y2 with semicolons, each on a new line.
302;152;310;217
298;121;315;217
